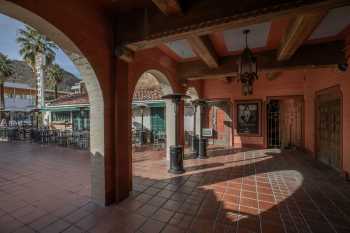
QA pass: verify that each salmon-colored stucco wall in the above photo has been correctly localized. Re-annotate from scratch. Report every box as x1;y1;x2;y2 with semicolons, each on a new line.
200;50;350;174
303;68;350;173
202;73;305;148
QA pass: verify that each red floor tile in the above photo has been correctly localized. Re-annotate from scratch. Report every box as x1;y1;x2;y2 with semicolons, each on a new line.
1;143;350;233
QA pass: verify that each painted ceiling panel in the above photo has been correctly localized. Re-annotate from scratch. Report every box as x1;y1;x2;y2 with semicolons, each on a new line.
223;22;271;52
310;6;350;40
165;39;196;59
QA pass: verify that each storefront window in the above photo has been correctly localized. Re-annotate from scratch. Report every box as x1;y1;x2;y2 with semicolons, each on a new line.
52;111;70;122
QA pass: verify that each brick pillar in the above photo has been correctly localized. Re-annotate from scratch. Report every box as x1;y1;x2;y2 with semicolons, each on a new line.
114;59;132;201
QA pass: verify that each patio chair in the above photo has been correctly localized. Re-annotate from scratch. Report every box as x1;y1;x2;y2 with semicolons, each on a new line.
153;132;166;150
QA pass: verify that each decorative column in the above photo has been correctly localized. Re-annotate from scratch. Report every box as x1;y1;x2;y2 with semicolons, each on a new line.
162;93;190;174
193;99;208;159
165;99;175;159
191;101;199;156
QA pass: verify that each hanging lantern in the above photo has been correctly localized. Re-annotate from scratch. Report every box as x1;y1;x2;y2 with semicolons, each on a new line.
238;29;258;96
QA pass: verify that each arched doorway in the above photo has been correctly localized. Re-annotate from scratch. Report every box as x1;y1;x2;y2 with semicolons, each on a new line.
131;70;176;181
0;1;106;205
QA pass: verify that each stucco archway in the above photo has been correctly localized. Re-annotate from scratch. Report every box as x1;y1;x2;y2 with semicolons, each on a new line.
132;70;176;160
0;0;106;205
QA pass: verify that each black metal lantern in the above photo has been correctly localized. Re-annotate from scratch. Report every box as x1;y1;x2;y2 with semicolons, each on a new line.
238;29;258;96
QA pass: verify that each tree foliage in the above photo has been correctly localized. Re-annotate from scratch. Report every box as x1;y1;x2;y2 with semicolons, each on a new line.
16;26;58;71
47;64;64;98
0;54;13;83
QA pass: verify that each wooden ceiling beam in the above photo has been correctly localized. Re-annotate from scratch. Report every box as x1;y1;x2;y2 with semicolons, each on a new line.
119;0;349;50
278;11;327;61
187;35;219;69
152;0;182;16
178;41;345;80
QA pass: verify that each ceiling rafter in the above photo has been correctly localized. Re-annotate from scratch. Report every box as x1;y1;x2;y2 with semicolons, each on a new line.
121;0;349;50
152;0;182;16
278;11;327;61
178;41;345;80
187;35;219;69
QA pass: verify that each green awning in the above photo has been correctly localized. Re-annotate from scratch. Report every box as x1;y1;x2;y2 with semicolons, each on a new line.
132;101;165;108
148;102;165;108
42;106;89;112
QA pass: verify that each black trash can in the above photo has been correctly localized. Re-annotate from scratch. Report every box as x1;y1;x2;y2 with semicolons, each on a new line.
198;138;208;159
191;135;199;156
169;145;185;174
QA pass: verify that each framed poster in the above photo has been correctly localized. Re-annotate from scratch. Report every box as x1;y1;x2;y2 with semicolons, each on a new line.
236;101;261;135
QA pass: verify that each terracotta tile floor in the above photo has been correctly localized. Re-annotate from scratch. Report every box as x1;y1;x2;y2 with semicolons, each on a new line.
1;143;350;233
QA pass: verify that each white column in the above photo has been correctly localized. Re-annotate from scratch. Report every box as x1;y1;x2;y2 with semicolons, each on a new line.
43;111;50;127
165;99;176;160
195;105;201;137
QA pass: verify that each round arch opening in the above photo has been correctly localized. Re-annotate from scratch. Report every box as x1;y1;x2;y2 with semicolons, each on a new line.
131;69;177;179
0;0;106;204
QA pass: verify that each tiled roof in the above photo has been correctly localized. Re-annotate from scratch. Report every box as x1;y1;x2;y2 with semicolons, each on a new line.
133;87;162;101
47;87;162;107
48;94;89;106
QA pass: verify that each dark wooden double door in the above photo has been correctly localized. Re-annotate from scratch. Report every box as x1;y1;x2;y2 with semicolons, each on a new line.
316;90;342;170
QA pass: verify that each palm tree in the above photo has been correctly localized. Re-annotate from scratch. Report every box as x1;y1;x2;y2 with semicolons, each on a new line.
16;26;58;106
0;54;13;119
47;64;64;99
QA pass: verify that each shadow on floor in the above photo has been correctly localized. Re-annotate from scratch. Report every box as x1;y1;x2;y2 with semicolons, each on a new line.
126;149;350;233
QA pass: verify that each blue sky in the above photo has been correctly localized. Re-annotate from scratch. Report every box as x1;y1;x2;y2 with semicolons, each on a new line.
0;13;81;78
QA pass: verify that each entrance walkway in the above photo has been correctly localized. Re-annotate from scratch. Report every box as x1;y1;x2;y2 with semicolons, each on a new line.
0;143;350;233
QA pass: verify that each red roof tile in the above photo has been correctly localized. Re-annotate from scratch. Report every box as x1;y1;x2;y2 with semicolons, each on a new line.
48;87;162;107
48;94;89;106
133;87;162;101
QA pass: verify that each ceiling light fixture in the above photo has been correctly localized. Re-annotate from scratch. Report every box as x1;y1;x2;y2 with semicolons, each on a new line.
237;29;258;96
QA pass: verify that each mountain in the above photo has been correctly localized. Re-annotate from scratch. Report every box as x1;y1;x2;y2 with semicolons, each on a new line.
3;55;80;92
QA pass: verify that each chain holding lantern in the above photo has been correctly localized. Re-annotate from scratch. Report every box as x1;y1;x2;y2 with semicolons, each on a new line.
237;29;258;96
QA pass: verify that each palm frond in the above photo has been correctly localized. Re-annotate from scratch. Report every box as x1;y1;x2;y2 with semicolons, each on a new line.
16;26;58;67
0;54;14;82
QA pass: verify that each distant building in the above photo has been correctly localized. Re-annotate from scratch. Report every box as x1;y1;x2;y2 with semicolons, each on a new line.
1;82;69;123
132;87;165;137
44;81;89;130
71;81;87;94
44;93;89;130
43;81;166;137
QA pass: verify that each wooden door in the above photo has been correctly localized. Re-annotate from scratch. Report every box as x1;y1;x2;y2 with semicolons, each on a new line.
280;98;304;149
316;92;341;170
